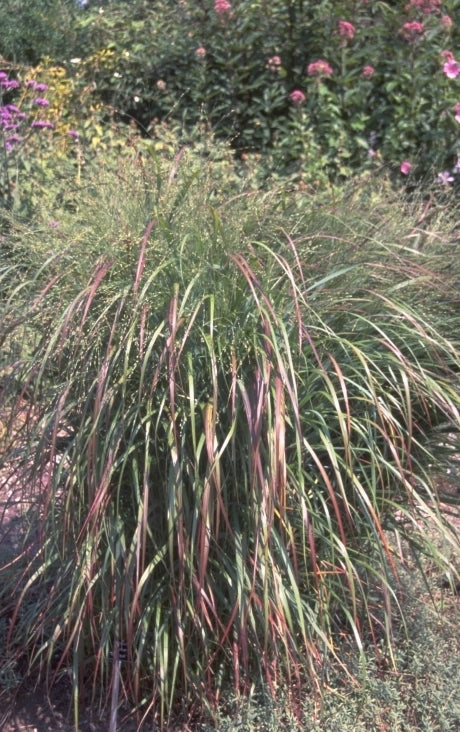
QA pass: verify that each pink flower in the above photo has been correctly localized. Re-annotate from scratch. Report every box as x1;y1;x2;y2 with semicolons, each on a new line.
214;0;232;14
34;97;49;107
441;15;453;30
399;21;425;41
338;21;355;40
195;47;207;60
289;89;306;105
400;161;412;175
405;0;441;13
440;50;454;62
49;220;59;228
68;129;79;139
266;55;282;72
361;65;375;79
307;59;333;77
443;60;460;79
454;102;460;123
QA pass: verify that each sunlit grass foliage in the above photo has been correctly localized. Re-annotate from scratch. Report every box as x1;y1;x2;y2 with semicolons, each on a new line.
1;155;459;727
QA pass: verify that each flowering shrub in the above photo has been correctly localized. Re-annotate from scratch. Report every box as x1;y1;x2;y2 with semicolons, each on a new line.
2;0;460;187
55;0;460;187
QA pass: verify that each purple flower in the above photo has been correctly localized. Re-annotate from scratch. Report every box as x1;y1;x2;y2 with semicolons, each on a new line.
0;72;9;81
67;129;79;139
26;80;38;88
31;120;54;129
400;161;412;175
1;79;20;89
35;83;49;92
437;171;454;184
34;98;50;107
49;220;59;228
5;134;21;149
289;89;306;105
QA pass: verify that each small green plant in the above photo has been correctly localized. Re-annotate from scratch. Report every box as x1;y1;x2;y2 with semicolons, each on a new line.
0;154;459;728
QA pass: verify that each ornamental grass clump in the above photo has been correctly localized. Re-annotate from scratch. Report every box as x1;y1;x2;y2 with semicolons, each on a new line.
0;156;459;728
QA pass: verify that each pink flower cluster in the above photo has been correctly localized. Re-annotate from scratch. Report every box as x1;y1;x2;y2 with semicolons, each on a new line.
337;20;355;41
442;51;460;79
361;65;375;79
404;0;441;13
266;55;282;72
214;0;232;14
307;59;333;77
289;89;306;106
195;46;207;60
399;21;425;41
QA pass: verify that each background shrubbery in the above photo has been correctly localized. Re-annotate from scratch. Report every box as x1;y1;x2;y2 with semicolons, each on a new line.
2;0;460;200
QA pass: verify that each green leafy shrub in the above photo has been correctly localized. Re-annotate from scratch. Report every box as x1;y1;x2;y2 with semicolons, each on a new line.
0;0;79;65
1;155;459;727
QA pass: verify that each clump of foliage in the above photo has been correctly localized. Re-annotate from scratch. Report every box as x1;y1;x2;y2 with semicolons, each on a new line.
0;153;459;728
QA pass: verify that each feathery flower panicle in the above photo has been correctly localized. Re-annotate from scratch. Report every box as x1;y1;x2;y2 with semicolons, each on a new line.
307;59;333;77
